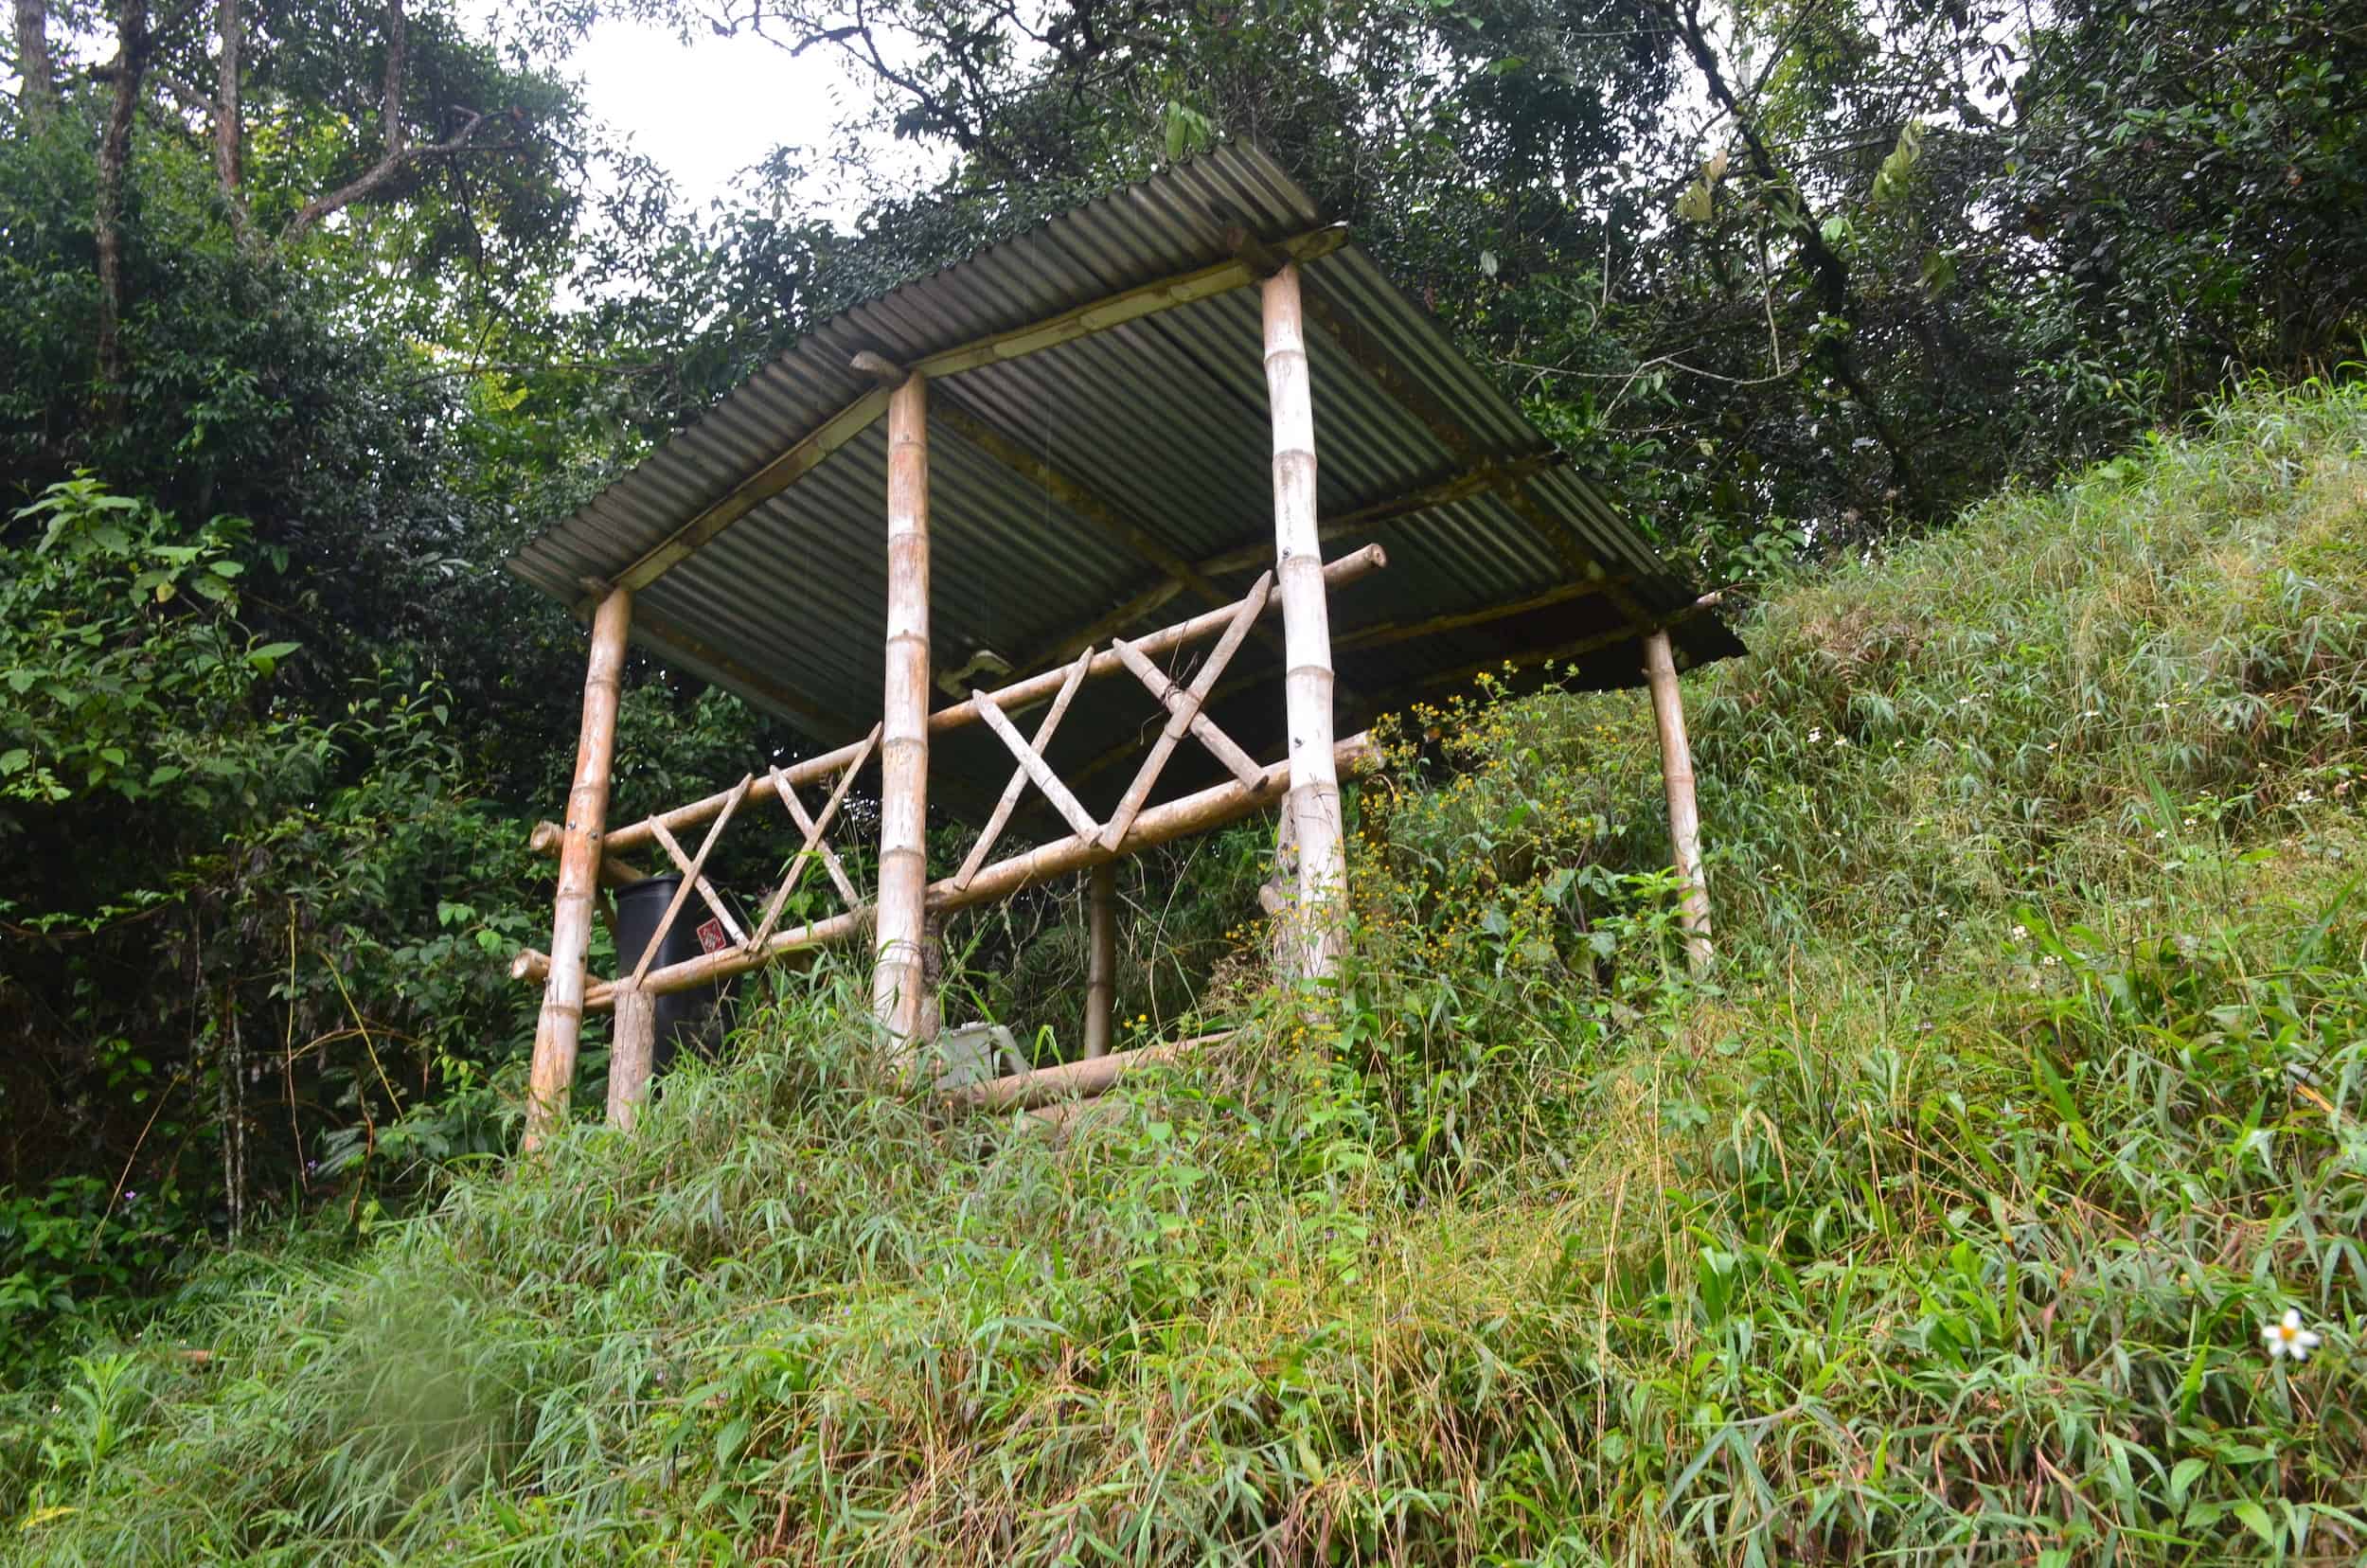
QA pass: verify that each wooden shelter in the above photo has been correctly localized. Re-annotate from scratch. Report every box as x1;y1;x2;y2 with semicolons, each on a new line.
505;146;1741;1147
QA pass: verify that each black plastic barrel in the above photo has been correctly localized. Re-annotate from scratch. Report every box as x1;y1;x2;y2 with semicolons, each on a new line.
611;875;729;1074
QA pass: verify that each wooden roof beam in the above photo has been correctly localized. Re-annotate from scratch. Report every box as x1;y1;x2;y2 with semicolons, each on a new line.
934;401;1287;663
1015;452;1566;675
590;224;1351;606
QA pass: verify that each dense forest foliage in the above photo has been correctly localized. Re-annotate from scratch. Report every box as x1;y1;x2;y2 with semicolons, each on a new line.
4;0;2364;1373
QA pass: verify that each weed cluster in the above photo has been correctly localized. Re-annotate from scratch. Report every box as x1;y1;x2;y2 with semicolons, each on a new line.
7;382;2366;1562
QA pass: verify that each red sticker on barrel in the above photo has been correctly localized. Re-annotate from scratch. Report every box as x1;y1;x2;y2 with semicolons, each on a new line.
695;918;729;954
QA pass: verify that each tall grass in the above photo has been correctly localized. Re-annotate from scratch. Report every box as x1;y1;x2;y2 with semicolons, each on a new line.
7;381;2366;1563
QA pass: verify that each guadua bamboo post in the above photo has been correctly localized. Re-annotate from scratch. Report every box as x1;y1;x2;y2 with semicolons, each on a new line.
1083;863;1116;1059
525;584;632;1151
874;371;934;1052
1260;262;1345;982
1643;629;1712;972
605;984;654;1131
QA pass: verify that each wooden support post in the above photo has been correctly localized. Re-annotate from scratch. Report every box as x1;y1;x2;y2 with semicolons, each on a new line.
1643;629;1712;972
874;371;934;1053
1261;262;1345;983
606;984;654;1131
1083;863;1117;1060
525;585;632;1152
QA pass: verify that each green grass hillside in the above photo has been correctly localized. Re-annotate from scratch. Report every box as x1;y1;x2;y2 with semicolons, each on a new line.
9;383;2366;1563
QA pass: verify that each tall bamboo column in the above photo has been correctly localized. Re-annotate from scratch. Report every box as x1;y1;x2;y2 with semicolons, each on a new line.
1082;863;1116;1059
525;585;632;1151
874;373;934;1051
1643;629;1712;972
1261;262;1345;981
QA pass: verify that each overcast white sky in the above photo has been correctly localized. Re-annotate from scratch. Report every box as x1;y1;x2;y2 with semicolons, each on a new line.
563;17;858;211
530;10;952;221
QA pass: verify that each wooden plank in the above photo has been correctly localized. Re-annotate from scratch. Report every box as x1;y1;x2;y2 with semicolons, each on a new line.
971;687;1101;842
910;225;1348;381
1108;638;1263;789
632;777;749;986
769;761;862;910
630;602;864;736
954;647;1093;891
603;389;891;602
1024;454;1560;673
1192;454;1564;576
1491;477;1657;626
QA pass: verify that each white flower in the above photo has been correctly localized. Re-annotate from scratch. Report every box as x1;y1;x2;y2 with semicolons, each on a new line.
2295;789;2316;805
2262;1309;2322;1363
2011;924;2029;940
1807;727;1823;742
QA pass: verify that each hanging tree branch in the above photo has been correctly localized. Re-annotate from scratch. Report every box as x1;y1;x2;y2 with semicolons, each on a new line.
1662;0;1932;519
277;0;523;244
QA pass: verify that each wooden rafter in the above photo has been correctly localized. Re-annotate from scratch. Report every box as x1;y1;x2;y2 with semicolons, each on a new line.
1023;454;1561;675
1331;576;1635;654
1381;591;1727;704
632;602;870;737
1489;478;1658;628
954;647;1093;890
934;401;1286;661
591;224;1349;606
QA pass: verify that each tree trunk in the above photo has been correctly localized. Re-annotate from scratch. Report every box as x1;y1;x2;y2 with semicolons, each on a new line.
94;0;150;419
213;0;247;235
13;0;55;125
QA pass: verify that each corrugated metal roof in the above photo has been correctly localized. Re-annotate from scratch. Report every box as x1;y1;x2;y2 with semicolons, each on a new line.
508;144;1743;818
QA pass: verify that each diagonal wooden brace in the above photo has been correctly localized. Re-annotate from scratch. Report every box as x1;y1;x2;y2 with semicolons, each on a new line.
1099;573;1272;849
632;777;750;986
772;757;863;907
972;686;1101;843
953;648;1094;891
749;725;878;952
